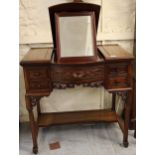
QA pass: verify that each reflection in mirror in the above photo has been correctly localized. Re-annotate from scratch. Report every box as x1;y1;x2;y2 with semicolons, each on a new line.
58;15;94;57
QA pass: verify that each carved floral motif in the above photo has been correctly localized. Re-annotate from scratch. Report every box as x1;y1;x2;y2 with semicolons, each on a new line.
29;96;40;107
53;81;104;89
117;91;128;103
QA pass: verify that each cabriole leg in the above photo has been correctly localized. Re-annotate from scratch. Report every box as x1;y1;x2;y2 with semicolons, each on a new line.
117;91;131;147
25;96;38;154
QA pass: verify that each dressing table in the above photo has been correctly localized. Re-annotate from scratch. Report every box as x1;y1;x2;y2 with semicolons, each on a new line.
20;1;134;154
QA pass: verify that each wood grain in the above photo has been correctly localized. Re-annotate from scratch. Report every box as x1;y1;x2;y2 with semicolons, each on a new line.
117;115;124;134
20;1;135;152
20;43;134;153
98;44;134;61
20;48;53;65
38;109;117;127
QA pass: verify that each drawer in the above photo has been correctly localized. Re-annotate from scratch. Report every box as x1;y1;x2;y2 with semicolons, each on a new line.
52;65;104;84
109;77;129;89
26;68;49;80
28;80;50;91
104;62;132;90
108;63;128;77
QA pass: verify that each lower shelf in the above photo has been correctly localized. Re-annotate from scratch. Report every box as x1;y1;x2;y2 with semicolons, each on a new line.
37;109;117;127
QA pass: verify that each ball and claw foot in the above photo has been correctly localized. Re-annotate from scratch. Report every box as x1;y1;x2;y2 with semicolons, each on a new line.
33;146;38;154
123;141;129;148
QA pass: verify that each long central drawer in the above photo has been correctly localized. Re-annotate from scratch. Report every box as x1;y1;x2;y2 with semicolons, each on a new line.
51;64;104;84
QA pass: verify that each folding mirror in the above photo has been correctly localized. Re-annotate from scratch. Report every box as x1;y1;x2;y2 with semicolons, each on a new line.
55;12;97;63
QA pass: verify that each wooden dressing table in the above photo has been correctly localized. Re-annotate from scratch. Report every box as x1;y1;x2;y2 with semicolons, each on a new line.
20;2;134;154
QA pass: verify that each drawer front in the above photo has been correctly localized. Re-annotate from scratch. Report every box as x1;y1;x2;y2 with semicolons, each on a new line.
24;67;51;92
108;63;128;78
28;80;50;91
105;62;132;89
27;68;50;80
109;77;129;88
52;65;104;84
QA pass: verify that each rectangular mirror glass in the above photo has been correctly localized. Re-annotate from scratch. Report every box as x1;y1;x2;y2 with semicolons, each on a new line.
55;12;97;63
59;15;94;57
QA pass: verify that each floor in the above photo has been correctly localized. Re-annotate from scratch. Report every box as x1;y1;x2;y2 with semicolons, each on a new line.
19;123;136;155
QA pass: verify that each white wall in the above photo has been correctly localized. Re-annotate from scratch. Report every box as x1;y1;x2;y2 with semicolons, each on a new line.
19;0;135;122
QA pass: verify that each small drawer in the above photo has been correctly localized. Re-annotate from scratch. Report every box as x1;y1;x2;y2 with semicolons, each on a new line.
108;63;128;77
109;77;129;88
28;69;49;80
29;80;50;90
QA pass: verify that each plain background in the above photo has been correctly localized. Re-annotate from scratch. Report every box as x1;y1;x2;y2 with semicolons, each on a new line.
0;0;155;154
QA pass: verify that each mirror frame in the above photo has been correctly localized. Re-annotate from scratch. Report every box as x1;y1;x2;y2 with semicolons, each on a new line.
55;11;97;64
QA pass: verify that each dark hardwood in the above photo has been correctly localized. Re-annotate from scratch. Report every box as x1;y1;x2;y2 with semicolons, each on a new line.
129;19;136;131
112;92;116;111
73;0;83;2
48;2;101;49
20;44;134;153
98;44;134;61
130;77;136;130
38;109;117;127
117;114;124;134
55;11;98;64
20;2;134;154
20;48;52;65
25;95;39;154
98;45;133;92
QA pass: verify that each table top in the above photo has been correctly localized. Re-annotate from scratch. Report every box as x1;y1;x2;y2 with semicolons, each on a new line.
20;44;134;66
98;44;134;61
20;48;53;65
